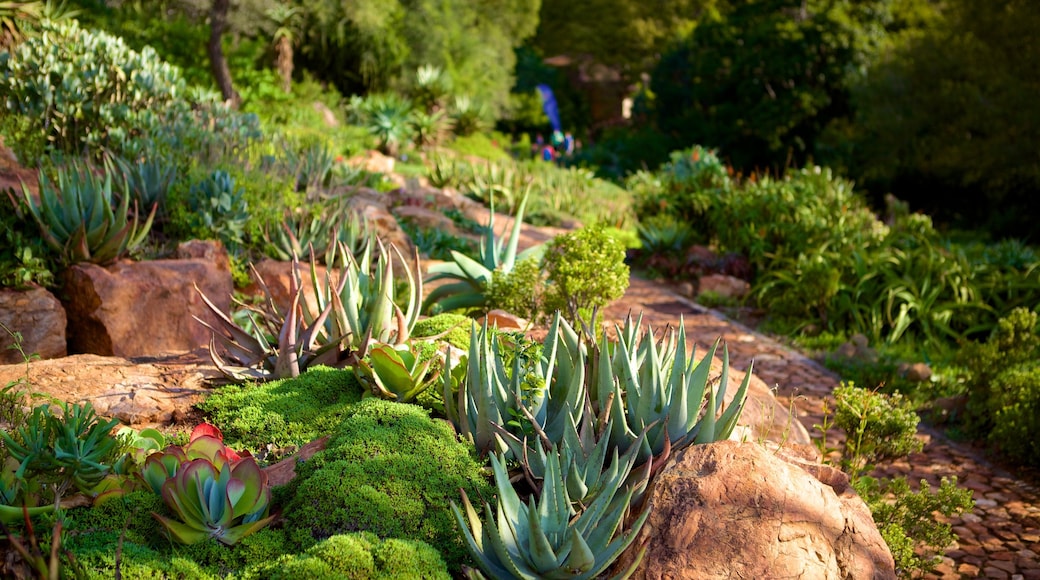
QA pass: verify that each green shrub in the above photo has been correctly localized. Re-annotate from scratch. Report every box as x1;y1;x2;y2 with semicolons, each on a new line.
0;195;54;288
411;313;473;351
280;398;492;572
628;145;731;229
542;224;630;332
957;308;1040;465
486;256;544;323
829;383;923;475
197;366;365;454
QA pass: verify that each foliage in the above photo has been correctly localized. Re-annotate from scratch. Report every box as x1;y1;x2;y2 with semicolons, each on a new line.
627;145;730;230
817;384;974;577
185;170;251;251
239;532;450;580
279;397;493;572
858;476;974;577
262;201;371;264
954;308;1040;465
355;342;443;403
454;449;648;579
411;313;473;351
542;224;630;333
112;153;178;217
351;93;416;157
0;193;54;288
399;221;478;262
0;401;121;514
423;193;542;315
486;256;544;323
651;0;892;171
847;0;1040;238
197;366;364;455
20;161;156;265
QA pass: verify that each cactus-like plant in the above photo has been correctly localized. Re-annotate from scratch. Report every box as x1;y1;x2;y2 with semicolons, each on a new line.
114;154;177;214
423;192;543;314
20;161;155;264
188;169;250;250
355;342;442;402
453;449;648;579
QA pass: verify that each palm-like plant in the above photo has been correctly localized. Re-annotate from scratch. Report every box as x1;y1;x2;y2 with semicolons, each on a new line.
265;5;299;93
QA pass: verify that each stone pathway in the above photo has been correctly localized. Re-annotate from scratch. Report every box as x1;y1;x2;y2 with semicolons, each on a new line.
604;276;1040;579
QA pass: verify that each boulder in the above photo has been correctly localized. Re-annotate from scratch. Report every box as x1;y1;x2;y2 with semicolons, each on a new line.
343;188;419;272
392;205;462;236
62;245;232;357
477;309;529;332
616;440;895;580
698;273;750;299
244;259;328;319
0;286;66;363
0;351;218;426
347;150;395;175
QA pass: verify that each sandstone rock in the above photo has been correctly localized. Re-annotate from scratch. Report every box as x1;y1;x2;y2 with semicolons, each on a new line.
0;286;66;363
244;259;328;319
62;252;232;357
0;351;218;426
898;361;932;382
478;309;529;331
698;273;750;299
343;188;419;272
347;150;395;175
616;440;895;580
392;205;461;236
833;333;878;364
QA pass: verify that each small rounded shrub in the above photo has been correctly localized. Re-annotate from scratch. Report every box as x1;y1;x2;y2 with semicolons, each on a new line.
280;398;492;572
411;313;473;351
542;223;630;328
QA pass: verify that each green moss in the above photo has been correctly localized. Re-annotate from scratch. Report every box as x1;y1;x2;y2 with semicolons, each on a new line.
281;398;491;572
412;313;473;351
239;533;449;580
198;366;365;453
63;491;166;548
69;534;219;580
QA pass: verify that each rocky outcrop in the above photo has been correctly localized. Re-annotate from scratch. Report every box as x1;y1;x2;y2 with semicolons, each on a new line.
617;440;895;580
698;273;750;299
0;286;66;363
0;351;218;426
62;242;232;357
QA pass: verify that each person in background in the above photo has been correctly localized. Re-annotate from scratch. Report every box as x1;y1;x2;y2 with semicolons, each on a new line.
541;143;556;162
533;134;544;158
563;132;574;157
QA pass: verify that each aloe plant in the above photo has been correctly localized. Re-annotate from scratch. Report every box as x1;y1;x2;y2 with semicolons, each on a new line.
355;342;442;402
114;154;177;214
423;192;543;314
453;450;648;579
262;202;370;264
20;161;155;264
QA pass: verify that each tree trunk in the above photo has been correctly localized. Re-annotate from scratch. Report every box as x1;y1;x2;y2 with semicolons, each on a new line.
276;35;293;94
207;0;240;108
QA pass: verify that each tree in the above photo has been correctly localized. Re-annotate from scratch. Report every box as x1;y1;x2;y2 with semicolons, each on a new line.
207;0;240;107
266;5;299;93
651;0;892;170
848;0;1040;238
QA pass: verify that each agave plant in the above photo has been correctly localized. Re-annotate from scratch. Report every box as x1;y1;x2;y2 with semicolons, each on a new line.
20;161;155;264
188;169;250;250
355;342;442;402
449;94;488;136
142;424;272;546
410;108;452;148
412;63;451;112
453;449;648;579
195;256;346;382
423;191;543;314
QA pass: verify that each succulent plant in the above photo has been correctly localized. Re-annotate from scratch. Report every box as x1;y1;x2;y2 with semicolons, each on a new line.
195;255;346;382
262;201;370;264
113;153;177;214
355;342;442;402
153;455;273;546
423;191;543;314
453;449;648;579
20;161;155;264
593;315;752;465
188;169;250;250
313;237;423;364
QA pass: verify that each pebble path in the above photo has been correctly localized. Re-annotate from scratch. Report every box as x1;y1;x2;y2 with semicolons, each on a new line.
603;276;1040;579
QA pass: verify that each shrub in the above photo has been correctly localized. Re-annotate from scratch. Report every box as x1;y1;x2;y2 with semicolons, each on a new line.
279;398;492;572
0;194;54;288
486;256;544;323
542;224;630;333
957;308;1040;465
628;145;731;229
411;313;473;351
